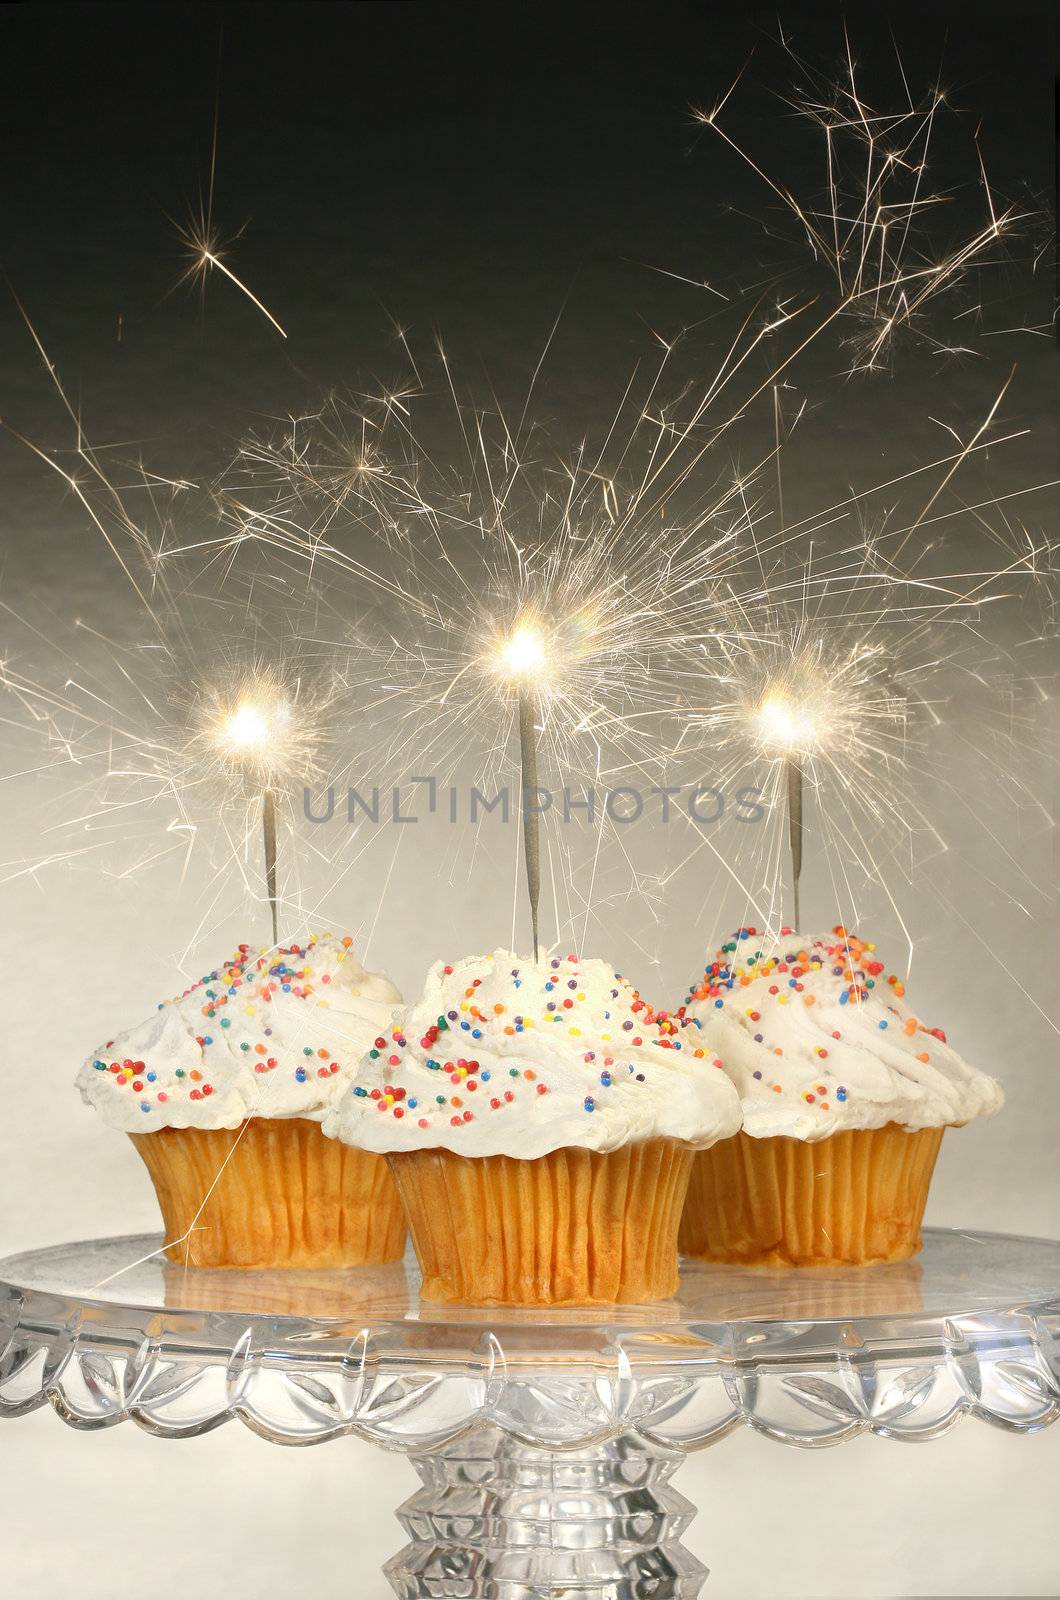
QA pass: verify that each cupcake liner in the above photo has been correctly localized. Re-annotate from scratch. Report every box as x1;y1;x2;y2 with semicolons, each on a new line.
387;1138;693;1305
129;1117;407;1269
679;1124;944;1266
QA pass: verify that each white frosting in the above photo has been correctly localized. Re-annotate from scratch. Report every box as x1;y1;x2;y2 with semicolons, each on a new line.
323;949;742;1158
682;928;1003;1141
78;935;402;1132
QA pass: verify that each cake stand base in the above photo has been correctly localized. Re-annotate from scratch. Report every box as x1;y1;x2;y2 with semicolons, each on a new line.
385;1425;705;1599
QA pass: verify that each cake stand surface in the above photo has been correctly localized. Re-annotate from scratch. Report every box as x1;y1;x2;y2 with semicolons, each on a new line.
2;1226;1059;1598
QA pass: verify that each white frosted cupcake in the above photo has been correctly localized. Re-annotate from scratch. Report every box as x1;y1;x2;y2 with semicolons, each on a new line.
677;926;1003;1265
324;949;742;1304
78;934;405;1268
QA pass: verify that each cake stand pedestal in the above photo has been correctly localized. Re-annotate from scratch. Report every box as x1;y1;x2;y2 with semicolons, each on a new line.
2;1227;1058;1598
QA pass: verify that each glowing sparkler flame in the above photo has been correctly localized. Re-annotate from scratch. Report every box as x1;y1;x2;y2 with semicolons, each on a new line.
494;622;548;684
222;701;271;747
701;627;915;786
215;697;290;759
754;691;819;754
190;665;332;801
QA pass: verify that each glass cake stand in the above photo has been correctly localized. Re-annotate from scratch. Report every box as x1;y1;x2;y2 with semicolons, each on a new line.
2;1227;1059;1598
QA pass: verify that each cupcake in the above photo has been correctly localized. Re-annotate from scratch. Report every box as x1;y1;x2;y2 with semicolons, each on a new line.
323;949;742;1305
677;926;1003;1266
77;934;406;1268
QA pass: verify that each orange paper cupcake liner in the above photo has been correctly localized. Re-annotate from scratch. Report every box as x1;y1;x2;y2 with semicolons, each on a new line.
129;1117;407;1269
679;1124;944;1266
387;1138;693;1305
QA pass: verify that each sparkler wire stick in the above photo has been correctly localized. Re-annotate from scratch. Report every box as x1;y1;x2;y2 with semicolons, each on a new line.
518;689;541;961
786;754;804;930
262;786;279;946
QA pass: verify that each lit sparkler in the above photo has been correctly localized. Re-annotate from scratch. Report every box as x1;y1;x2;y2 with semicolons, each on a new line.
213;379;750;959
737;630;909;933
752;689;811;927
490;621;548;958
0;586;357;953
678;513;1054;952
193;669;317;945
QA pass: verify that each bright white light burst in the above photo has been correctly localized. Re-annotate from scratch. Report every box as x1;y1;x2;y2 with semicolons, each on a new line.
493;622;549;686
192;669;327;797
754;691;820;755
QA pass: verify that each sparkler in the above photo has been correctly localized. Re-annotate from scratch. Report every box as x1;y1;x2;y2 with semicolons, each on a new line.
786;751;804;930
700;620;918;935
0;573;360;954
492;621;548;959
211;377;761;955
750;690;810;927
203;681;303;945
678;502;1055;955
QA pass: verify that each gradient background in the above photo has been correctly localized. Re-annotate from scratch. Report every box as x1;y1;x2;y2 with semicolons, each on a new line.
1;5;1057;1596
